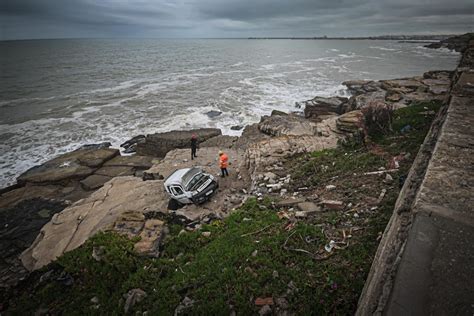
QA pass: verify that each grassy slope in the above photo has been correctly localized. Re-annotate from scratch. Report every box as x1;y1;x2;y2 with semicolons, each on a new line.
7;101;442;315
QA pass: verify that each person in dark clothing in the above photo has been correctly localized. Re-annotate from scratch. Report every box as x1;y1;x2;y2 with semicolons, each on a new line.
191;134;198;160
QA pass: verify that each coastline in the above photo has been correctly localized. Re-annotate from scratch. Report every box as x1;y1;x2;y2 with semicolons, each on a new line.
0;38;461;189
1;62;454;281
1;33;472;314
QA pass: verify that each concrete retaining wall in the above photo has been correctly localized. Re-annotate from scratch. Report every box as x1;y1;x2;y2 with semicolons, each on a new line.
357;39;474;315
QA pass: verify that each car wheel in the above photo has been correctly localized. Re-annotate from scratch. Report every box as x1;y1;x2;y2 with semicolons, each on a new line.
167;198;182;210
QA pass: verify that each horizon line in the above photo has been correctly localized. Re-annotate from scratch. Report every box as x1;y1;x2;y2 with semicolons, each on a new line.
1;33;468;42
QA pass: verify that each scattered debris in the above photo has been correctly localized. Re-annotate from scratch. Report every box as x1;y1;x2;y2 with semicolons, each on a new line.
284;222;296;231
277;211;290;220
287;281;298;295
174;296;195;316
275;297;289;310
297;202;322;214
378;189;387;203
363;169;399;175
400;125;412;133
276;198;306;207
384;173;393;183
124;288;147;314
388;154;405;169
324;240;349;253
255;297;274;306
321;200;344;210
295;211;306;218
325;184;337;191
258;305;272;316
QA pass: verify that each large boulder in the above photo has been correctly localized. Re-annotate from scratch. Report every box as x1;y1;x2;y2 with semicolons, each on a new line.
20;176;169;271
402;91;446;104
346;90;387;111
234;124;271;150
336;110;365;134
302;96;348;120
342;80;380;95
244;132;340;174
381;78;426;92
17;147;119;185
136;128;222;157
258;114;316;137
416;72;451;96
120;135;146;154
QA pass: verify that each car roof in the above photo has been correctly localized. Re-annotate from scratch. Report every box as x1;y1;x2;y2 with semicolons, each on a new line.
164;168;191;186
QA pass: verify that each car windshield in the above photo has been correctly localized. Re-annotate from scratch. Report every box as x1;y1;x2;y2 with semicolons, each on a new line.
182;167;200;185
185;173;208;191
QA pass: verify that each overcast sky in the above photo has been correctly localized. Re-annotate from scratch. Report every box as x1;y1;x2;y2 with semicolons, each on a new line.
1;0;473;40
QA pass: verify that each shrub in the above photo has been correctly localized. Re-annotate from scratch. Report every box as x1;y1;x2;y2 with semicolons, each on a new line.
362;102;394;138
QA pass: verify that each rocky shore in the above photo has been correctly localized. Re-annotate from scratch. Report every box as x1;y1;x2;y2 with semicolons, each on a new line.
1;34;471;314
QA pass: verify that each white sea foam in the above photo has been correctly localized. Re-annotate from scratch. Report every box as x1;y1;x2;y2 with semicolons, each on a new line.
369;46;398;51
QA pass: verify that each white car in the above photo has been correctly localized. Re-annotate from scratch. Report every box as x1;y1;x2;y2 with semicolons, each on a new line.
164;167;218;207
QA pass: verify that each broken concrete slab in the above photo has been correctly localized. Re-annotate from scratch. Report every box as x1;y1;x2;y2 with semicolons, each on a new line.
276;198;306;207
321;200;345;210
297;202;322;214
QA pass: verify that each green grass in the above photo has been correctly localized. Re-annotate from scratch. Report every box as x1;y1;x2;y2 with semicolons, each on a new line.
292;148;386;187
9;197;386;315
291;100;443;188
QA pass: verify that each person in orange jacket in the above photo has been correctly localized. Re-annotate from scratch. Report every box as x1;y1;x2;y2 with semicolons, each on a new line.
218;150;229;177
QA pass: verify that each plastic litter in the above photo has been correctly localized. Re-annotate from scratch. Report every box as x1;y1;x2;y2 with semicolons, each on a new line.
400;125;412;133
324;240;336;253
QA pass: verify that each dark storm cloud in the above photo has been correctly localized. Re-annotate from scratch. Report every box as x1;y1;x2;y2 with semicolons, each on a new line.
1;0;173;27
196;0;371;21
1;0;473;40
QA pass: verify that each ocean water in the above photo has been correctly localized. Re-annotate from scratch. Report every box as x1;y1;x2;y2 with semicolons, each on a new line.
0;39;460;188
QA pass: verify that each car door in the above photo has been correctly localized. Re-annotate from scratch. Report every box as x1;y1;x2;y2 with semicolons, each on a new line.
170;185;186;202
